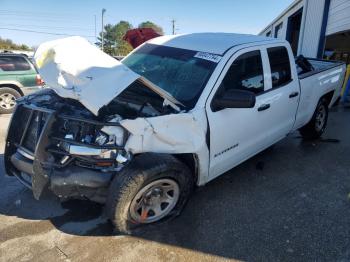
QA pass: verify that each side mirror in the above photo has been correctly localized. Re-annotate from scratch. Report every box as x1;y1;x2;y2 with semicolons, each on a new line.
211;89;256;112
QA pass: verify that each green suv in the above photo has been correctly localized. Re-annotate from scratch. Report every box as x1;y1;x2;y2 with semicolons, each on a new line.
0;53;44;114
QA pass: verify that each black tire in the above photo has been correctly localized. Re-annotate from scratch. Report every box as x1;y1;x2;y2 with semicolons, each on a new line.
0;87;21;114
106;153;194;234
299;98;328;140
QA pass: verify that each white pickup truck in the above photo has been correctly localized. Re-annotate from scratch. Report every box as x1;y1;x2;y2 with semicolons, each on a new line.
5;34;346;233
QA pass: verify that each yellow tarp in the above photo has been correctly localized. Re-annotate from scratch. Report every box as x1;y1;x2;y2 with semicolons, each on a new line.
341;64;350;96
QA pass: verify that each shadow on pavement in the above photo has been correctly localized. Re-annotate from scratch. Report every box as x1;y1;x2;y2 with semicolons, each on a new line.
1;108;350;261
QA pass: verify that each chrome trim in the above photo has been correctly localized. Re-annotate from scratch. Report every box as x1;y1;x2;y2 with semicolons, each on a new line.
69;145;103;156
68;145;117;159
17;148;35;161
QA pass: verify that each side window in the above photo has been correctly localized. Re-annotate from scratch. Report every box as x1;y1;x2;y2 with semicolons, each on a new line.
220;50;264;95
267;46;292;88
0;56;31;72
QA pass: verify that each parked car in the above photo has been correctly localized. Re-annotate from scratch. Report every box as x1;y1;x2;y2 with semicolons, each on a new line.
0;53;44;114
4;34;346;233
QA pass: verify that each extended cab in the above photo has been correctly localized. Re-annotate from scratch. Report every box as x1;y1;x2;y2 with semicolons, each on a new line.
4;34;346;233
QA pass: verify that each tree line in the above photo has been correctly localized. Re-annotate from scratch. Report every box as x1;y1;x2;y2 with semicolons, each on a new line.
97;20;163;56
0;37;32;51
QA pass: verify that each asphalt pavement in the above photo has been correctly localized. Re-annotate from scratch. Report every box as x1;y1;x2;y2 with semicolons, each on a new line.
0;107;349;262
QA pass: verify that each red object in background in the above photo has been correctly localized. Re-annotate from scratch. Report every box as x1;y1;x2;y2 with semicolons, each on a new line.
36;74;45;86
123;28;161;49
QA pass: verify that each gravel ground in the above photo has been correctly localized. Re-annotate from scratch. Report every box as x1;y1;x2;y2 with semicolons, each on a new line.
0;106;349;262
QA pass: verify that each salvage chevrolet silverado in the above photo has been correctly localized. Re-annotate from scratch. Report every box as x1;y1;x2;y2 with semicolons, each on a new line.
5;34;346;233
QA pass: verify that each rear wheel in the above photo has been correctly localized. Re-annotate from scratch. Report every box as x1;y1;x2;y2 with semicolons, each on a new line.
0;87;21;114
299;98;328;139
106;154;194;233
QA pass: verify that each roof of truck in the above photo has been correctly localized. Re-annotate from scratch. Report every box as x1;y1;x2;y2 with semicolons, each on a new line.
147;33;283;55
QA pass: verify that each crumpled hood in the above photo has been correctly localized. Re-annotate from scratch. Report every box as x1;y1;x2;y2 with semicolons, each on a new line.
34;36;181;115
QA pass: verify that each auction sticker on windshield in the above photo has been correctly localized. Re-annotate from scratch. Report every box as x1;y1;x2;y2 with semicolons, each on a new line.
194;52;222;63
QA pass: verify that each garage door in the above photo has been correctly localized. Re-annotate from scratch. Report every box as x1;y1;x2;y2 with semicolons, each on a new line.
326;0;350;36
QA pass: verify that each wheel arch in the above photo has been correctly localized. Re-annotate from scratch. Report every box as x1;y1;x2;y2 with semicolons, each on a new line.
321;90;335;107
172;153;199;186
128;152;200;186
126;152;199;185
0;84;24;96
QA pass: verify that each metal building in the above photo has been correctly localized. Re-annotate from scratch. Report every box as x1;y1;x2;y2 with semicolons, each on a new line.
260;0;350;64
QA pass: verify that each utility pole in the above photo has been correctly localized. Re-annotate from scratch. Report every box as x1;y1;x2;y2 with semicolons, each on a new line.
171;19;176;35
94;15;97;43
101;8;106;51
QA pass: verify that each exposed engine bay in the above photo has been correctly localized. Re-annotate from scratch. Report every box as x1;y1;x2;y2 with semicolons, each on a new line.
4;84;182;203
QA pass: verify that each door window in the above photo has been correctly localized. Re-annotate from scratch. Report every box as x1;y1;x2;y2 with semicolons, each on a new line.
218;50;264;95
267;46;292;88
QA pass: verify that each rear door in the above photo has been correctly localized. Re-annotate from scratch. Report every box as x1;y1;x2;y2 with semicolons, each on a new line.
263;45;300;138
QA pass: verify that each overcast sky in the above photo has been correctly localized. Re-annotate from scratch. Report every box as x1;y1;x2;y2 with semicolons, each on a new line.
0;0;294;47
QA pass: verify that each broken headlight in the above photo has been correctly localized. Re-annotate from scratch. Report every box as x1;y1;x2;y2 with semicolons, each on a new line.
100;126;125;146
95;130;123;146
95;131;109;145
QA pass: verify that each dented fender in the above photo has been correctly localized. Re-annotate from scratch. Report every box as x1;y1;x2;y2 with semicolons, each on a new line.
119;109;209;185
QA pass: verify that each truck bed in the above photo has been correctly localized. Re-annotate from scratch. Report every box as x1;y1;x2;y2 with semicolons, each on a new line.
293;57;346;131
296;57;344;79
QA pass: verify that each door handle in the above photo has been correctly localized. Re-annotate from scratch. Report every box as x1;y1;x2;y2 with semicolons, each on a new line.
289;92;299;98
257;104;270;112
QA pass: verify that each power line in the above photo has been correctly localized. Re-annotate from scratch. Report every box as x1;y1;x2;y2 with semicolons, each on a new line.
0;13;93;23
0;18;93;27
0;17;90;24
0;10;90;19
0;27;95;38
0;9;82;14
1;23;94;31
0;13;86;19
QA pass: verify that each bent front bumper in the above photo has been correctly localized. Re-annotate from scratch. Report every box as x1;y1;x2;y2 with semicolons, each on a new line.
4;104;115;203
8;150;113;203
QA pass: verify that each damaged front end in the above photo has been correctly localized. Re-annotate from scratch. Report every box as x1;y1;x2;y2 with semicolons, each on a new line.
5;36;211;203
5;90;131;203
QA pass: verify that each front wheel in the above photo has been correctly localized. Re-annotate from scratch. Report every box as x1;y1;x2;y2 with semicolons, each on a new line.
299;98;328;140
106;154;194;233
